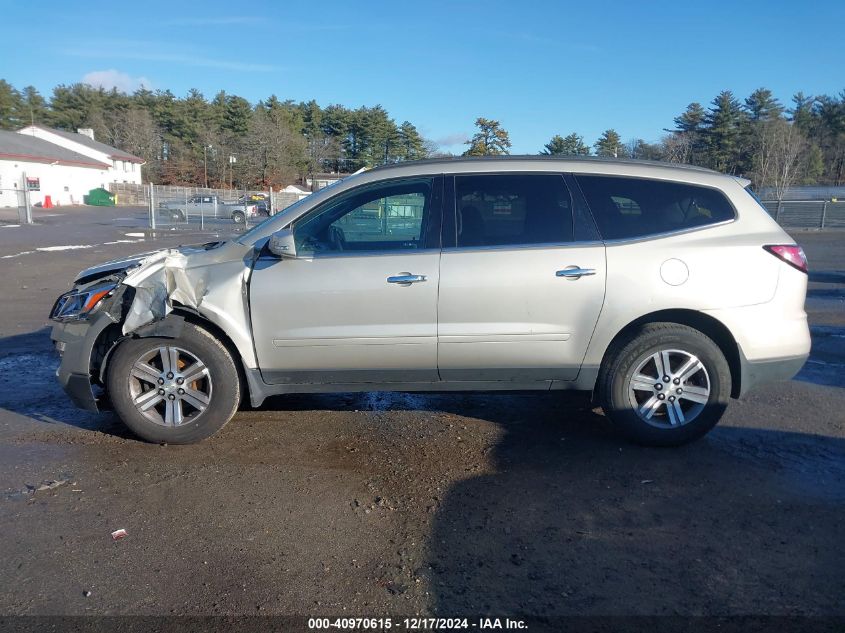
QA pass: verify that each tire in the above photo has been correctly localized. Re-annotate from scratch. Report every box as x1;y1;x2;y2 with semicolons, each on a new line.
232;211;245;224
106;323;240;444
597;323;731;447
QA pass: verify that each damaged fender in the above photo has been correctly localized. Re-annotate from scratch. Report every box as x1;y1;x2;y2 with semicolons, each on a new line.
121;250;206;333
116;245;259;369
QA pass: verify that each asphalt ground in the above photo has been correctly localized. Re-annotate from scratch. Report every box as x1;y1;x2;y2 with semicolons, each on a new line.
0;205;843;630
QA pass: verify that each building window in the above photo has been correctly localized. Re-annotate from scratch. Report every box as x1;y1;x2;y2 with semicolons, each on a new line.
112;160;117;169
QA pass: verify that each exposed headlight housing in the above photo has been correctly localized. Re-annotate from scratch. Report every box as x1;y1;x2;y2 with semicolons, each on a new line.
50;283;118;322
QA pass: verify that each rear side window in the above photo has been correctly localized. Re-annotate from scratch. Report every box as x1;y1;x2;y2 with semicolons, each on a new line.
454;174;573;247
576;175;735;240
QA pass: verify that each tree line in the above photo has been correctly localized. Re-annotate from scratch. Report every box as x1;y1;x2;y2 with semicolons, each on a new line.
466;88;845;195
1;80;843;195
0;80;429;188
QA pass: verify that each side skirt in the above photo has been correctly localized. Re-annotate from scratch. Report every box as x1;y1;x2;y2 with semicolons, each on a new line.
243;368;597;407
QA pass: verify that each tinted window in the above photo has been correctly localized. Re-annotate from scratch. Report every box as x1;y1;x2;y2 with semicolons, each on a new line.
576;175;735;240
454;174;573;247
295;178;432;253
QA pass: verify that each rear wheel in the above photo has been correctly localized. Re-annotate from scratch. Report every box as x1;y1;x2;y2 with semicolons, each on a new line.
597;323;731;446
232;211;245;224
106;323;240;444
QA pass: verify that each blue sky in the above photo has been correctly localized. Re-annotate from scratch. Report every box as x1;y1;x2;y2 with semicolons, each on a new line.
3;0;843;153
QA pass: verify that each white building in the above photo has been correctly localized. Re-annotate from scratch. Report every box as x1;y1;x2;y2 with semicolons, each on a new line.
0;126;143;207
278;184;311;200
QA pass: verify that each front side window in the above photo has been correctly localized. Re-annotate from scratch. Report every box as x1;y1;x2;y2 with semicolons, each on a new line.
453;174;573;247
294;178;433;254
576;175;735;241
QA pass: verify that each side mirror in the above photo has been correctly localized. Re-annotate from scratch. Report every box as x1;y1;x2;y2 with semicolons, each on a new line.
268;228;297;258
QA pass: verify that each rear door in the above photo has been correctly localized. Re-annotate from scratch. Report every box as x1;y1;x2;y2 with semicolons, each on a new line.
437;172;606;382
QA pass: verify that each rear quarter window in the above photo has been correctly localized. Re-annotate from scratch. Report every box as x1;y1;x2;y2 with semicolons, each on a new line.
576;175;735;241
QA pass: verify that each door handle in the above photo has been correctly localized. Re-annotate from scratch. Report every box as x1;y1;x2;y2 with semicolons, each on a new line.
556;267;596;279
387;273;427;285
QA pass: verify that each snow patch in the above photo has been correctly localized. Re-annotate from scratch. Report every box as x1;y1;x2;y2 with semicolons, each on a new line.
36;245;92;252
1;251;34;259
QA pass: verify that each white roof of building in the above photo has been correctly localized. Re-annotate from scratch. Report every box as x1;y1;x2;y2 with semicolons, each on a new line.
0;130;111;169
34;126;143;163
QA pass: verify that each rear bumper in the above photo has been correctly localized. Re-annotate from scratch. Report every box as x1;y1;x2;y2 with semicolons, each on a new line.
738;352;809;398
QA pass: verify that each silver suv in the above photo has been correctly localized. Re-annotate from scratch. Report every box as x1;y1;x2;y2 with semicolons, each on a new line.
50;157;811;446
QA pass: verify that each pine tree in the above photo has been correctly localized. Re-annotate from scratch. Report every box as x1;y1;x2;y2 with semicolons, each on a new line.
744;88;784;122
668;102;707;164
397;121;425;160
789;92;816;131
17;86;48;127
704;90;747;173
0;80;22;129
594;129;628;158
542;133;589;155
673;102;706;133
463;118;511;156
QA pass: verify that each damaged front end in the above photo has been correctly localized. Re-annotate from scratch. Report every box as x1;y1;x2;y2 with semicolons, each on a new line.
50;240;255;412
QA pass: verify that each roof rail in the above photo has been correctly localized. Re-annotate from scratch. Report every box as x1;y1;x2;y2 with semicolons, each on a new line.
367;154;721;175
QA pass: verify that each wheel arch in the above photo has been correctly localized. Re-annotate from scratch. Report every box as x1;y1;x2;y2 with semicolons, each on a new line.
94;309;249;405
598;309;742;399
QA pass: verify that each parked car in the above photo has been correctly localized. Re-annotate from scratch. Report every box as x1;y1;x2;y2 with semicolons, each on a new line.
50;157;810;445
158;195;256;223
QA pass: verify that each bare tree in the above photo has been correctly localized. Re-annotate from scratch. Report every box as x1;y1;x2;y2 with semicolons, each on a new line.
241;108;306;188
752;119;807;217
661;132;693;164
305;133;341;180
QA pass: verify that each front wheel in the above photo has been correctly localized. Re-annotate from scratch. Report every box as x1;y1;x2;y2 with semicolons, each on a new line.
232;211;245;224
106;323;240;443
597;323;731;446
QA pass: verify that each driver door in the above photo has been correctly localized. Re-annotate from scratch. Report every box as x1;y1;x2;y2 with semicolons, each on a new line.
250;176;443;385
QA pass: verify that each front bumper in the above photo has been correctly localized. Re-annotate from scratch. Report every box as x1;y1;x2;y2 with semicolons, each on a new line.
50;313;115;412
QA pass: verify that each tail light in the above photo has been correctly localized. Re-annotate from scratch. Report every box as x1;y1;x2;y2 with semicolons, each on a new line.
763;244;808;274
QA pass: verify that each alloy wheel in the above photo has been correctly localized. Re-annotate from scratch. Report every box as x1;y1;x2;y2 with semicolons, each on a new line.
627;348;711;428
128;346;212;427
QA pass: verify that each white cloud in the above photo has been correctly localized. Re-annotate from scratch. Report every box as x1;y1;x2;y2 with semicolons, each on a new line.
82;69;152;93
68;43;277;73
435;133;469;147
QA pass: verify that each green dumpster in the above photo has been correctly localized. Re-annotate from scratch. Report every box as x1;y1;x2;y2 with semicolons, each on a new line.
83;188;116;206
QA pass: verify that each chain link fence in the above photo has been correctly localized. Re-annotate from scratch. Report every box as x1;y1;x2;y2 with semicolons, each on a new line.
0;187;33;224
761;199;845;229
105;183;845;233
109;183;309;231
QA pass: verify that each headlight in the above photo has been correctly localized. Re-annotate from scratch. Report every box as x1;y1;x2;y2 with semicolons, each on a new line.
50;283;118;321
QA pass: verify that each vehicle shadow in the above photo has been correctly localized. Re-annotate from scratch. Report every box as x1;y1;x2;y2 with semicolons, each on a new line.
422;400;845;621
0;327;128;436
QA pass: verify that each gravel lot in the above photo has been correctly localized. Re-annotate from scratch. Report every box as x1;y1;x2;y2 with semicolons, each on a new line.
0;206;843;628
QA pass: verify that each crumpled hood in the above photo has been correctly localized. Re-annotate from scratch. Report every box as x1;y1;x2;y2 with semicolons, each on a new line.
74;242;224;284
102;240;253;335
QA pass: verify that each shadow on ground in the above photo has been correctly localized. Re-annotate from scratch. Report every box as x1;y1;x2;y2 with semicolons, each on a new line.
422;404;845;618
0;328;126;435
